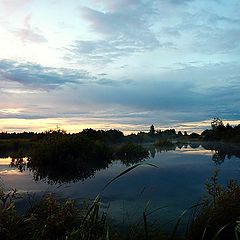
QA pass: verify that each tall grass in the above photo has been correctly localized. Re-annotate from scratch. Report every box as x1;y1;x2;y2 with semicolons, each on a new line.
187;170;240;240
1;167;240;239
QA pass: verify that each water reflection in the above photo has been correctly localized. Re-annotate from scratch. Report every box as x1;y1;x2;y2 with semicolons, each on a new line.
201;142;240;164
10;157;27;172
2;142;240;235
8;152;148;184
30;158;111;184
5;142;240;185
153;142;240;165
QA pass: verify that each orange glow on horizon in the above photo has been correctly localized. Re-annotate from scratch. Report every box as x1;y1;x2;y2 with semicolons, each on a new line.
0;118;240;135
0;118;147;134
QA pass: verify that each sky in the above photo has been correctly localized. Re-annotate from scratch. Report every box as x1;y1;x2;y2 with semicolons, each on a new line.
0;0;240;134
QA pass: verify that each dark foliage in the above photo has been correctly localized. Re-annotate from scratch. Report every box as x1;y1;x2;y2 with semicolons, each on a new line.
201;122;240;142
187;172;240;240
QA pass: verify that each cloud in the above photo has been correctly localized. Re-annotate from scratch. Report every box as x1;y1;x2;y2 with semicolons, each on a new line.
2;59;240;123
171;6;240;54
13;14;47;43
67;1;160;64
194;28;240;54
1;60;240;132
67;0;240;65
68;61;240;124
0;0;33;13
0;59;132;90
78;4;157;39
0;59;92;89
68;38;159;64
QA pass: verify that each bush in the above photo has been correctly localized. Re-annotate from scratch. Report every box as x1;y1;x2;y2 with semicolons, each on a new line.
187;171;240;240
0;190;108;240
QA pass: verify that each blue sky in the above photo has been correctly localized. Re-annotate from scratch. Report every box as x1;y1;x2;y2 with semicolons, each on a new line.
0;0;240;133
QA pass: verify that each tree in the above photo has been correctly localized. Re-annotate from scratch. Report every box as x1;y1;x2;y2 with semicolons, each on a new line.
211;118;224;130
149;124;155;136
178;131;183;137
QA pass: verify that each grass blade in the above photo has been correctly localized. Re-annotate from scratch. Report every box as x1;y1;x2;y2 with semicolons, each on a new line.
171;203;203;240
201;226;207;240
82;196;100;223
101;163;158;194
106;225;110;240
235;227;240;240
101;163;141;192
143;210;149;240
145;163;159;168
211;223;230;240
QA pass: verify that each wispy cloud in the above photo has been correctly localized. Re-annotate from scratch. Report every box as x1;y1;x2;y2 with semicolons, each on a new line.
13;14;47;43
68;1;160;64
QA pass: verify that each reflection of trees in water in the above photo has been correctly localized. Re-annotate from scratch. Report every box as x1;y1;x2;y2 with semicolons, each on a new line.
8;140;149;184
212;151;226;165
176;143;188;149
189;143;200;149
27;159;110;184
201;142;240;165
150;148;156;158
7;139;240;183
9;157;27;172
9;156;111;184
148;145;156;158
115;142;150;167
155;145;176;153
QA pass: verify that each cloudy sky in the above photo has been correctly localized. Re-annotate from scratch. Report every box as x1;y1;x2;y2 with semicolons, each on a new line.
0;0;240;133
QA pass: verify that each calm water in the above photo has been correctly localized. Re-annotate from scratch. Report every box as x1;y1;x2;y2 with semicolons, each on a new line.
1;143;240;231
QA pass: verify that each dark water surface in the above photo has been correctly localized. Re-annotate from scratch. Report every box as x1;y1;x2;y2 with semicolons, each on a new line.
1;143;240;231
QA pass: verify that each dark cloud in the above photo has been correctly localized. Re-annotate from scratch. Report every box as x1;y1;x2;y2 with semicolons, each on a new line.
85;80;203;111
94;78;132;86
0;59;92;89
69;62;240;123
0;59;133;90
1;61;240;129
1;59;240;127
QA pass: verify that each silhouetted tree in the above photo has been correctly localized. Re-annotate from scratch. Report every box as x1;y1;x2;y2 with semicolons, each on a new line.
211;118;224;130
149;124;155;136
178;131;183;137
226;123;232;130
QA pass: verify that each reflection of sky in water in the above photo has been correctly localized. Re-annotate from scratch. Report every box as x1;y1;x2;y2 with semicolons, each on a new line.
1;146;240;232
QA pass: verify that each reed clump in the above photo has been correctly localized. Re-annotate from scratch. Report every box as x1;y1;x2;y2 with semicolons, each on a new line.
187;171;240;240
